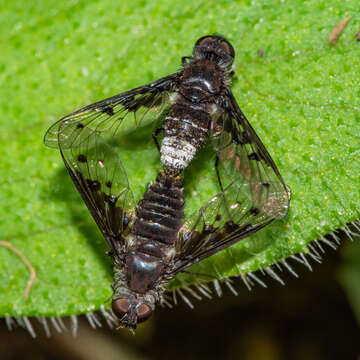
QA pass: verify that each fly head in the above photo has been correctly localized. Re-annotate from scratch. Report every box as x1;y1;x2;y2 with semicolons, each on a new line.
112;296;153;329
193;35;235;70
111;248;166;329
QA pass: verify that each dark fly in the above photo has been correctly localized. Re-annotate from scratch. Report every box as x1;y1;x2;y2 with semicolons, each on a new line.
44;35;290;329
45;35;232;174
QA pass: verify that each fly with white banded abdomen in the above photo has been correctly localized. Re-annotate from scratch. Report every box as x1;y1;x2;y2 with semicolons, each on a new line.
44;35;290;330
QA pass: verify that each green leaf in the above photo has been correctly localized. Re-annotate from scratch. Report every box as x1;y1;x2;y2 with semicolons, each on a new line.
0;0;359;318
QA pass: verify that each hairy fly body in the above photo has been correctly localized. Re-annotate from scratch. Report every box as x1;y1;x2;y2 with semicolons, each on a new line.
159;35;234;171
112;171;184;326
44;35;290;329
45;35;235;174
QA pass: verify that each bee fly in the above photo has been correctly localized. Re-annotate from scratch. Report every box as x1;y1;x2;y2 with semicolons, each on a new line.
44;35;290;329
45;35;234;173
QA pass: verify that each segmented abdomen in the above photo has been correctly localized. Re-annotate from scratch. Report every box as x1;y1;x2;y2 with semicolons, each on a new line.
160;102;211;170
133;172;184;245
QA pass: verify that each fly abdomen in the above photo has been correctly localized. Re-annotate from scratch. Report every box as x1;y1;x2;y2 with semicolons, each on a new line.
161;102;211;170
133;172;184;245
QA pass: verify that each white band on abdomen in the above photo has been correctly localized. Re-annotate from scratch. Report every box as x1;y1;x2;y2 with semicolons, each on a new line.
161;137;197;170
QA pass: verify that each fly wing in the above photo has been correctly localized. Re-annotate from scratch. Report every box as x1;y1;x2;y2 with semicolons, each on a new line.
59;121;135;257
172;89;290;273
44;72;180;149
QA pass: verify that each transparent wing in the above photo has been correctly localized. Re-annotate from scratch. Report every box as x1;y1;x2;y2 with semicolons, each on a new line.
172;89;290;273
59;121;136;256
44;72;180;149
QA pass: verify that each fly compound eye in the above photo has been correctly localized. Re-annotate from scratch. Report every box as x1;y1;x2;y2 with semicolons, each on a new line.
195;35;218;47
112;298;130;319
219;39;234;58
221;38;234;58
136;303;153;323
195;35;235;58
112;299;152;324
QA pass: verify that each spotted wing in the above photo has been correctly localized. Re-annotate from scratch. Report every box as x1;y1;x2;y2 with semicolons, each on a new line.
44;72;180;149
172;89;290;273
59;121;135;257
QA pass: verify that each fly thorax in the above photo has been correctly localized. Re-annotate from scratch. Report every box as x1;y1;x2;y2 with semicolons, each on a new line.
125;251;165;294
180;85;209;102
180;59;222;100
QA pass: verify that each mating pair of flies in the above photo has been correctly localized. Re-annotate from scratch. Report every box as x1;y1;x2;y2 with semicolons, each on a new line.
44;35;290;330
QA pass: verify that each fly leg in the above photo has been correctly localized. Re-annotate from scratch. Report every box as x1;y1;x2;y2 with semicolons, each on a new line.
181;56;192;66
215;155;224;192
152;127;164;153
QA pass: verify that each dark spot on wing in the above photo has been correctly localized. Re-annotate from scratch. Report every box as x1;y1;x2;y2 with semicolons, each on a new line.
87;179;101;192
122;95;142;112
76;123;84;129
151;96;163;107
231;129;241;144
77;154;87;163
241;131;251;144
102;106;114;116
224;221;252;235
107;195;117;205
106;181;112;188
250;207;260;216
203;225;214;234
248;152;260;161
230;129;252;145
262;182;270;188
224;221;238;233
215;214;222;222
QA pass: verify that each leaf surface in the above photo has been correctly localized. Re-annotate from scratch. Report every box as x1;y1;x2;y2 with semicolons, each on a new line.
0;0;359;317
